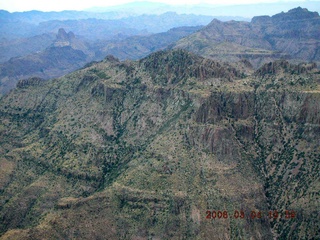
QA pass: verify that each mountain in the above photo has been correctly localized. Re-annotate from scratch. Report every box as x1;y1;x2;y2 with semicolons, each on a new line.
88;1;170;15
0;49;319;239
36;18;146;41
0;29;91;95
0;6;248;26
93;26;203;61
0;9;129;24
2;1;320;21
0;33;56;63
1;8;319;96
0;26;203;96
172;7;320;68
0;11;214;40
0;18;37;39
88;1;320;17
177;1;320;17
43;12;212;39
118;12;213;33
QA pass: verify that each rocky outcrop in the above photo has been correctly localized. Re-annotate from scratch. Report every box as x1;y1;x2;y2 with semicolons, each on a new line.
252;7;320;23
272;7;319;21
141;50;243;85
56;28;75;41
16;77;44;88
54;28;76;47
255;60;317;76
186;89;320;239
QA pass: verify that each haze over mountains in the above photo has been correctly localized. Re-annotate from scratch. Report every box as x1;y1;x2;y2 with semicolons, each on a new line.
0;28;90;94
84;1;320;19
2;1;320;18
0;25;203;95
172;7;320;67
1;7;319;96
0;3;320;239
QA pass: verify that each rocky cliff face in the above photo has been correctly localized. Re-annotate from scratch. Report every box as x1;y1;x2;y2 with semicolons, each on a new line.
53;28;76;47
0;50;319;239
172;7;320;68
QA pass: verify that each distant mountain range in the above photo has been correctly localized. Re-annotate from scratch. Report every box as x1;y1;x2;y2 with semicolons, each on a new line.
0;33;56;63
2;1;319;25
93;26;203;61
0;26;202;95
0;29;89;94
0;7;319;96
0;11;214;40
89;1;320;17
172;7;320;67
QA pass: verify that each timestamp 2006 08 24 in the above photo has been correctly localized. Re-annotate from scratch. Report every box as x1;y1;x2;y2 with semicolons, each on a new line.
206;210;296;220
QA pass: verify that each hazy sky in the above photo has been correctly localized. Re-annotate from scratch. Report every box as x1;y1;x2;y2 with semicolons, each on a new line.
0;0;314;12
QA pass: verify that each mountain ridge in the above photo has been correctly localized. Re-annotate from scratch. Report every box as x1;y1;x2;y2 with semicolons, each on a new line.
1;7;319;96
0;26;203;96
172;7;320;68
0;49;319;238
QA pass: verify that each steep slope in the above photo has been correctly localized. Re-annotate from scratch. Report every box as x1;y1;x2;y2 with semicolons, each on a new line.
0;50;319;239
172;7;320;68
